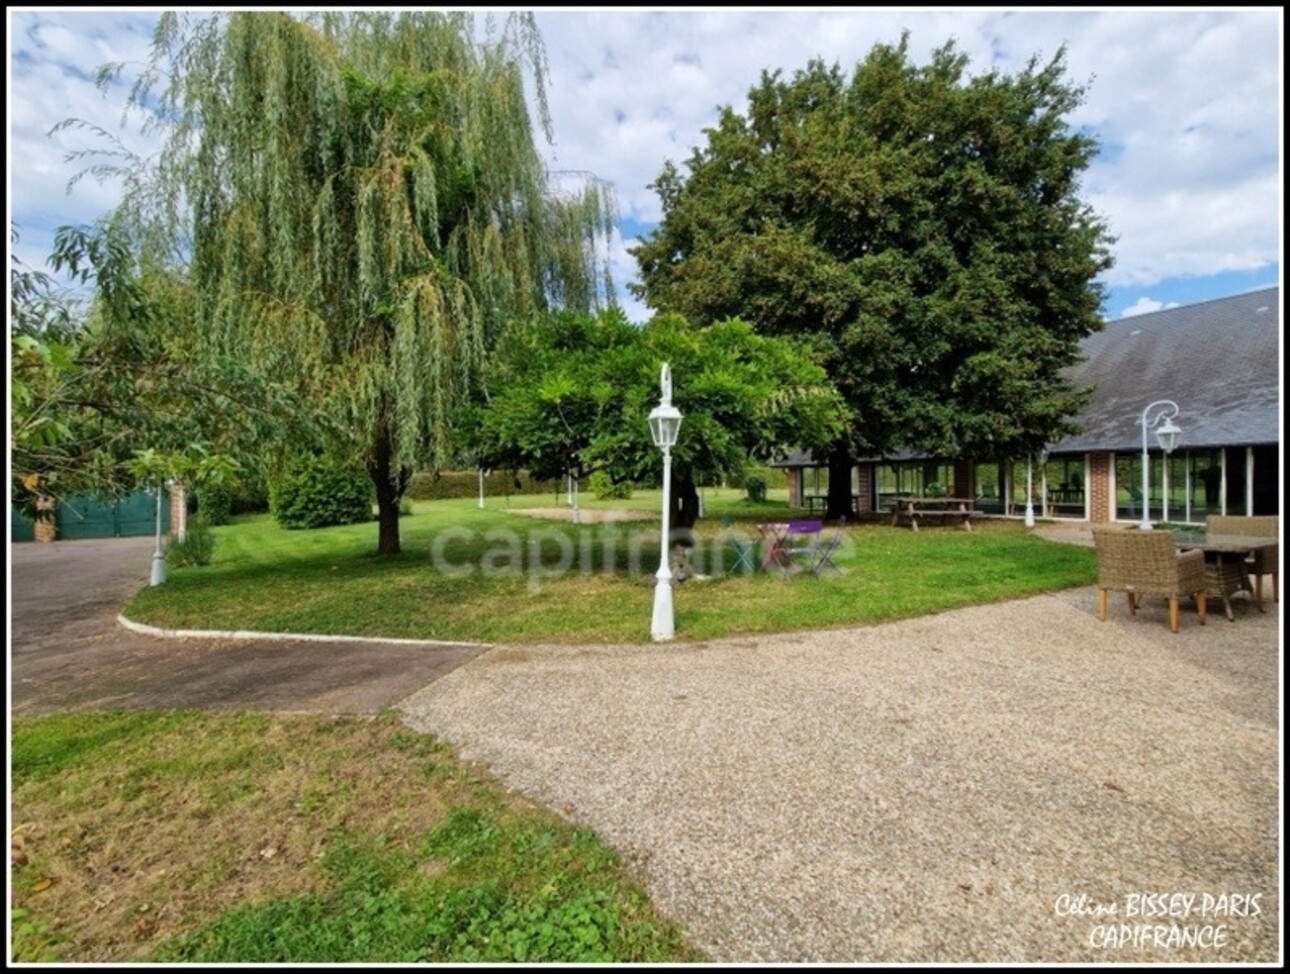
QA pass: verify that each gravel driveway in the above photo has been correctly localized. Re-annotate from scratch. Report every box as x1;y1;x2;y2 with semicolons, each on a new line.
399;579;1281;962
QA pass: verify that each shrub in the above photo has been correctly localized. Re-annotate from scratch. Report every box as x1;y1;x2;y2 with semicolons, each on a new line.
399;496;415;517
166;517;216;567
728;463;784;491
925;482;948;497
270;456;374;530
194;483;233;525
744;474;767;503
588;470;632;500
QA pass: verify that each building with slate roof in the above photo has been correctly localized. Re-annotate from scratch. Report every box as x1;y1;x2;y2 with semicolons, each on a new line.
774;286;1280;523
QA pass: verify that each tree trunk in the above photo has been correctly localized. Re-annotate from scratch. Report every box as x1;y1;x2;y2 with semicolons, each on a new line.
825;443;854;521
672;471;700;543
367;421;407;557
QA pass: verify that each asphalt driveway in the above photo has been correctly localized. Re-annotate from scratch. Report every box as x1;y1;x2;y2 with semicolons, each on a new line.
9;537;486;715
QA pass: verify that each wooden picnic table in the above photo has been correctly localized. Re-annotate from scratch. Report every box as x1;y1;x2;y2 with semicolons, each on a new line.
891;496;975;532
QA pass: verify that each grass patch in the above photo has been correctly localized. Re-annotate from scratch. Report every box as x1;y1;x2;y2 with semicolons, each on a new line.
9;711;701;963
123;493;1097;644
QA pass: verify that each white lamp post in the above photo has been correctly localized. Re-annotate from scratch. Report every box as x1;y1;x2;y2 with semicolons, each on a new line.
1023;448;1046;527
150;480;167;586
648;363;683;642
1139;399;1182;531
478;468;485;509
1024;455;1035;527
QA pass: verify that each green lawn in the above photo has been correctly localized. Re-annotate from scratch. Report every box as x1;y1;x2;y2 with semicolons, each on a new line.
14;492;1098;963
10;711;701;963
125;493;1096;644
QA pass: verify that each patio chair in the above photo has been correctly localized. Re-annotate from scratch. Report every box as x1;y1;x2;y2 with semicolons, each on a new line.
720;517;757;574
778;519;822;577
808;516;845;576
1206;515;1279;604
1092;528;1207;633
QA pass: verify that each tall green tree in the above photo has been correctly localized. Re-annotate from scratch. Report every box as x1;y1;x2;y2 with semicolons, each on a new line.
631;35;1114;519
478;309;845;532
10;224;277;512
86;11;615;554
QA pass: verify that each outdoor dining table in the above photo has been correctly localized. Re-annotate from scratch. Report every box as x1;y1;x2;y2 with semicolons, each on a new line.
1173;532;1278;622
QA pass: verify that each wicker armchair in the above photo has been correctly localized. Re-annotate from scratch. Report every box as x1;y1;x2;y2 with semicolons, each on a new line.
1092;528;1208;633
1206;515;1279;604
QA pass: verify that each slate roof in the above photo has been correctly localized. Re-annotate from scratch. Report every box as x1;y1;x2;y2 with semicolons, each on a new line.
1053;286;1280;453
771;285;1281;465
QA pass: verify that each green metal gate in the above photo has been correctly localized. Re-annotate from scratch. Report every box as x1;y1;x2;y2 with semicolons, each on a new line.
55;490;170;540
11;505;36;542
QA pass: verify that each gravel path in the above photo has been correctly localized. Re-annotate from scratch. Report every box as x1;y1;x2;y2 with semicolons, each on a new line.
399;577;1281;962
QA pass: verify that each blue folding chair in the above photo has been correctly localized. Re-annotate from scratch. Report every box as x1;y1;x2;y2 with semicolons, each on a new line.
721;517;757;574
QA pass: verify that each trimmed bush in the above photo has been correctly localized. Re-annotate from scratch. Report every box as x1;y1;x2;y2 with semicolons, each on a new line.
727;463;785;491
194;483;233;525
744;474;767;503
270;456;374;530
589;470;632;500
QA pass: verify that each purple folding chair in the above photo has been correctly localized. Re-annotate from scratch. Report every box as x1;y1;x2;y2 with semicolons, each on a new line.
778;519;822;577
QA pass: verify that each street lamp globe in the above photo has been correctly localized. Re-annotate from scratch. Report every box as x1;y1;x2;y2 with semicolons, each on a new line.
649;364;683;641
1155;417;1182;454
1139;399;1182;531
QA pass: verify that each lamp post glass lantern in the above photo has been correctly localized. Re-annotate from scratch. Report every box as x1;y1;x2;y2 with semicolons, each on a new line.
648;363;682;641
1139;399;1182;531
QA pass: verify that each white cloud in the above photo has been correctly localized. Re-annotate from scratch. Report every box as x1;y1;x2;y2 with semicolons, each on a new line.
1120;297;1181;318
7;8;1282;313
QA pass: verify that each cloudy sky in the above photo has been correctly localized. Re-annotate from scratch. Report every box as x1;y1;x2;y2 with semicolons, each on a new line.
7;6;1283;324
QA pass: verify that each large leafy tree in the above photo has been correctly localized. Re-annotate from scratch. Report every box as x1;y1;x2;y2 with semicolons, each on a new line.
478;309;845;532
10;224;274;512
86;11;615;554
631;36;1114;519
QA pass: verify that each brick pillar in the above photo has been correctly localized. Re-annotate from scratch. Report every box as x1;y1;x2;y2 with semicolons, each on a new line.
855;464;874;513
1088;452;1112;523
169;483;186;539
786;469;801;507
34;494;57;542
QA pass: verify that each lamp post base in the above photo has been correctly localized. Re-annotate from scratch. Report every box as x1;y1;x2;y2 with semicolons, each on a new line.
651;576;674;641
150;551;167;586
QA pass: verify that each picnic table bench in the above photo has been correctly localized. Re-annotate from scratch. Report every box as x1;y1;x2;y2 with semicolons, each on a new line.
891;496;975;532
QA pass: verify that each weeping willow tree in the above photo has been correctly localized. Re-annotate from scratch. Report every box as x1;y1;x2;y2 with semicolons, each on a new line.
93;10;615;554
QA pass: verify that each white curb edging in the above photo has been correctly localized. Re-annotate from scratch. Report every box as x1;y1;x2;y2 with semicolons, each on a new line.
117;613;492;649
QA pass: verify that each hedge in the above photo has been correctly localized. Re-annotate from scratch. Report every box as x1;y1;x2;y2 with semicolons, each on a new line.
406;470;566;501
